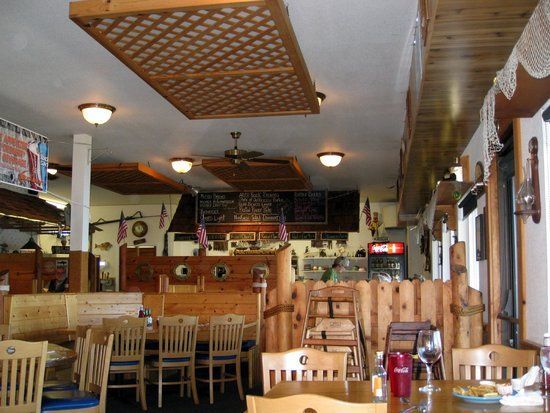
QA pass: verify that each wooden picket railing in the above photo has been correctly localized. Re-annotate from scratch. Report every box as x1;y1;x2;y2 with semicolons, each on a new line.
265;278;483;379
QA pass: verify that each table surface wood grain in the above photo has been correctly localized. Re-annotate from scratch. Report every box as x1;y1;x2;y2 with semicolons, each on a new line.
265;380;550;412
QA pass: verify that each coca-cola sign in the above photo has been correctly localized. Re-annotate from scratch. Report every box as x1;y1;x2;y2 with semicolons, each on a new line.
368;242;405;255
393;366;410;374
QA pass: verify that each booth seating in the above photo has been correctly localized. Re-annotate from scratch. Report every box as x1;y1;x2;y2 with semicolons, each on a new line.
103;316;148;411
0;339;47;412
196;314;245;404
146;315;199;408
261;348;348;394
42;330;114;413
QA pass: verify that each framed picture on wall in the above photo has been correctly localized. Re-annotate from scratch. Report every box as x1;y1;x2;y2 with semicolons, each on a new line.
475;212;486;261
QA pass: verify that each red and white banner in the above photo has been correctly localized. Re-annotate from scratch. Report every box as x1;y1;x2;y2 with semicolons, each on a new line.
0;117;49;192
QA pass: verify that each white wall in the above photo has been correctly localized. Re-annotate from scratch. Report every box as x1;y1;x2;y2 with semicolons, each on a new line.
520;102;549;344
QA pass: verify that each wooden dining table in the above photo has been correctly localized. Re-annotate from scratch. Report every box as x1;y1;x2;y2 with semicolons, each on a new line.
46;343;77;369
265;380;550;412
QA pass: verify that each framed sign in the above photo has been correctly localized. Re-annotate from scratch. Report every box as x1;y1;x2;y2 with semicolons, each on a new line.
229;232;256;241
320;232;349;241
289;232;317;240
259;232;279;241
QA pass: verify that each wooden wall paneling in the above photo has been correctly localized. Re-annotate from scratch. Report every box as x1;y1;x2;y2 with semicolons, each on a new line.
486;159;502;344
469;287;483;347
513;119;527;344
265;287;278;352
76;292;142;325
142;293;165;319
377;282;392;353
442;281;454;379
0;253;39;294
420;280;436;325
69;251;89;293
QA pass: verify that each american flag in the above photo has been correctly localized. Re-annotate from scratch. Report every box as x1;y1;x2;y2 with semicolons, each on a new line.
196;211;208;249
362;197;372;226
159;202;168;229
117;210;128;244
278;209;289;242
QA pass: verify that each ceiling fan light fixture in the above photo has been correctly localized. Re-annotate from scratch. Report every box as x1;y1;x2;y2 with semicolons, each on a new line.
78;103;116;126
317;152;344;168
170;157;194;174
316;91;326;106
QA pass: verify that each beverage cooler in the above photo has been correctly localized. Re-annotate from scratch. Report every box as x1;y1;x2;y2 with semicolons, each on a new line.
368;242;407;281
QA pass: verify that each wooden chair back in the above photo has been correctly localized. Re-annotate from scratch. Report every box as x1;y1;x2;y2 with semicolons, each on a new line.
158;315;198;359
102;316;146;363
452;344;536;380
246;394;374;413
208;314;245;357
261;348;347;394
0;340;48;412
384;321;445;380
73;325;91;389
0;324;10;340
168;285;197;293
84;329;114;413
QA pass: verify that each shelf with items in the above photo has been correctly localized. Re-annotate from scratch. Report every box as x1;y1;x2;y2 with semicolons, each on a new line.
302;256;367;274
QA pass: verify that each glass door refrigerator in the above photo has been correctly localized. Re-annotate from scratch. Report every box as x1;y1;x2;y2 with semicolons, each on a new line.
368;242;407;281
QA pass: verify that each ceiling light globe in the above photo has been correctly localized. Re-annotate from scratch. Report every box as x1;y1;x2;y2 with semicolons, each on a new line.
78;103;116;126
171;158;194;173
317;152;344;167
47;167;58;175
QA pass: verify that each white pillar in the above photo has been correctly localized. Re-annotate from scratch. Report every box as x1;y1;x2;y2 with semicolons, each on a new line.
70;134;92;250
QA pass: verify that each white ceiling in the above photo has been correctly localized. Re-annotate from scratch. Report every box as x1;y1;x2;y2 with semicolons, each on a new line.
0;0;417;203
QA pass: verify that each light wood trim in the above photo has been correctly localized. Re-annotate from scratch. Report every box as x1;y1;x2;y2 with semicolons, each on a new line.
85;329;114;413
264;0;319;113
460;155;470;182
450;242;469;348
246;394;382;413
261;348;347;395
70;0;265;20
486;160;502;344
151;66;294;80
452;344;535;380
513;118;527;343
276;244;293;352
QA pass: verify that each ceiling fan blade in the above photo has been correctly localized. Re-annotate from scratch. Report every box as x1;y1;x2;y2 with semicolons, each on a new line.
240;150;264;160
247;158;290;165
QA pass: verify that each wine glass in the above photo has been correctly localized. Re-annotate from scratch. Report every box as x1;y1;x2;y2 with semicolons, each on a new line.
541;347;550;398
417;329;442;393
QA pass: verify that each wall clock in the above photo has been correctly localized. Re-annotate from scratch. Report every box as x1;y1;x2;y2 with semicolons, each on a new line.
132;221;148;238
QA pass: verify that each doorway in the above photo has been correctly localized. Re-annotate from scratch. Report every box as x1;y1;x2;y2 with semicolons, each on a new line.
497;138;520;347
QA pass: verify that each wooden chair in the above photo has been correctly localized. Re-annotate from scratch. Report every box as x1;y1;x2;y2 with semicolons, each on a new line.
147;315;199;408
103;316;147;411
452;344;536;380
42;330;114;413
0;340;47;412
0;324;10;340
246;394;375;413
167;285;197;293
44;325;91;392
384;321;445;380
241;320;260;389
196;314;245;404
261;348;347;394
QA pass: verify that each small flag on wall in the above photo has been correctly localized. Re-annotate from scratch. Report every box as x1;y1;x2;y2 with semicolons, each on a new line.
159;202;168;229
117;210;128;244
196;211;208;249
278;209;289;242
362;197;372;226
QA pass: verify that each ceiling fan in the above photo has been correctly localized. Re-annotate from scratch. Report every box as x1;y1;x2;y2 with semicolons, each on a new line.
193;131;290;169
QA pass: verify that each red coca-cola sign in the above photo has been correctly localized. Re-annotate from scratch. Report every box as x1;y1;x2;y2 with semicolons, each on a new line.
368;242;405;255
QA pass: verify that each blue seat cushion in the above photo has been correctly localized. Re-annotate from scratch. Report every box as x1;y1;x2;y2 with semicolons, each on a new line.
42;390;99;411
43;381;77;392
196;354;236;361
241;340;256;351
111;360;139;366
149;356;191;364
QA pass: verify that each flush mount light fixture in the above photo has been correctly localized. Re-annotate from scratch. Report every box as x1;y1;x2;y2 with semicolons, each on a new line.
47;167;58;175
78;103;116;126
317;152;344;167
170;157;194;174
316;91;326;106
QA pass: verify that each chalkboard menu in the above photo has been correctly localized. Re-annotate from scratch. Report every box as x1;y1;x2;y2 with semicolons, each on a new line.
197;191;327;225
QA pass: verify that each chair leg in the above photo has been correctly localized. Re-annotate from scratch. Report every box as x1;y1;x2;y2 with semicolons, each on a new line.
185;367;191;398
179;367;185;397
191;365;199;405
209;364;214;404
236;361;244;401
220;365;225;394
248;349;253;389
139;365;148;411
135;371;140;403
158;367;163;408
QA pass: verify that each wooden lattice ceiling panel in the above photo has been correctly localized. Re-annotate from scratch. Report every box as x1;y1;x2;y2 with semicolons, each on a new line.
201;157;311;190
69;0;319;119
58;163;189;195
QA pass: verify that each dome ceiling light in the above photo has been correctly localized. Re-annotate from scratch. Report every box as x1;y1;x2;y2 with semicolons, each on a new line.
171;157;194;174
78;103;116;126
317;152;344;168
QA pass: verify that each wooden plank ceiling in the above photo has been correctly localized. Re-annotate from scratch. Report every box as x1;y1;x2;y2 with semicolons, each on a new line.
59;162;189;195
399;0;537;216
201;157;312;190
69;0;318;119
0;189;64;231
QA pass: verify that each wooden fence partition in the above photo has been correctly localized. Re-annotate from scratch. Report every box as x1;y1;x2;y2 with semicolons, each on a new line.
265;279;482;378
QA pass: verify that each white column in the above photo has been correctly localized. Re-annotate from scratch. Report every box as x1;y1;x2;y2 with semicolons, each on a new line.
70;134;92;252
